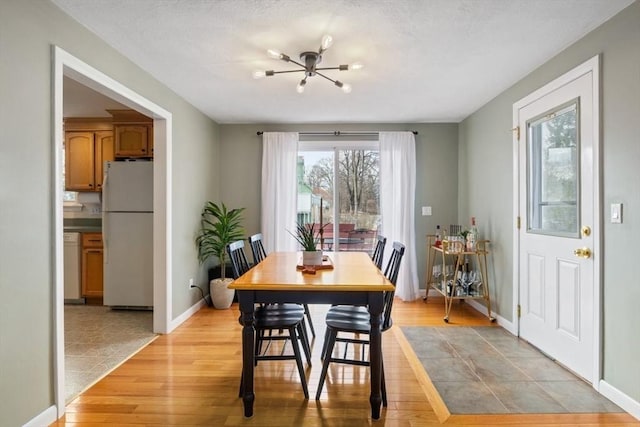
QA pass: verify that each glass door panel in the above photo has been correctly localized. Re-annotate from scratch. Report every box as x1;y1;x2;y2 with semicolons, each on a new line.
297;151;334;249
526;101;579;237
337;149;380;254
298;146;380;253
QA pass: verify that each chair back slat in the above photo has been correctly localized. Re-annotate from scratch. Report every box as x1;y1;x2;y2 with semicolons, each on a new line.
381;241;405;331
248;233;267;264
227;240;251;279
371;235;387;269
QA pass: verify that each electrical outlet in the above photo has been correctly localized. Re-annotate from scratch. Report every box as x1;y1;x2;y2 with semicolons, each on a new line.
189;278;194;289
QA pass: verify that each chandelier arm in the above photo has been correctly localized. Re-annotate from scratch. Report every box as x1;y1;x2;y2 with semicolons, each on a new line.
315;67;343;71
314;70;338;84
271;69;307;75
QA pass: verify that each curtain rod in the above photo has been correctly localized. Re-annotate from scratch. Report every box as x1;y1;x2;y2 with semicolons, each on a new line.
256;130;418;136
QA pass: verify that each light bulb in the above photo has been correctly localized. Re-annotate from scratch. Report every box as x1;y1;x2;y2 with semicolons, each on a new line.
341;83;352;93
350;62;364;70
267;49;281;59
253;70;266;79
296;79;307;93
321;34;333;50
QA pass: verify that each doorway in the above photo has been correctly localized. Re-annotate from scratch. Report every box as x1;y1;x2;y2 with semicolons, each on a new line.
53;46;172;417
513;55;601;385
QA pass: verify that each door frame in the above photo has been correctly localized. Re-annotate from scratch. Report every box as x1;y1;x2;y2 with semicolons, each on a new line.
53;46;173;417
512;54;601;387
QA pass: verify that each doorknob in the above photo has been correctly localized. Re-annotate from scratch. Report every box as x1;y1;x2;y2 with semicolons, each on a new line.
573;247;592;259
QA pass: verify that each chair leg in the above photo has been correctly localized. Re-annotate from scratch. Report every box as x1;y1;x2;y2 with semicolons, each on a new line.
289;326;309;399
303;304;315;337
238;367;244;398
316;328;337;400
297;323;312;366
320;328;331;361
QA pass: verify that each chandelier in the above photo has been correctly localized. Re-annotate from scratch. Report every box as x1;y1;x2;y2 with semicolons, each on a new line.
253;35;363;93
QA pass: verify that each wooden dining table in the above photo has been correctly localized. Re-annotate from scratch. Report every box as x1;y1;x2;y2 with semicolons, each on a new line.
228;251;395;420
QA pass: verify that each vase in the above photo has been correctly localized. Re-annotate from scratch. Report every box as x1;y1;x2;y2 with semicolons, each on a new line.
209;278;235;309
302;250;323;266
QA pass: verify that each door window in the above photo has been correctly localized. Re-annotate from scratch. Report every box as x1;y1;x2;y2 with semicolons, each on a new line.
526;101;580;237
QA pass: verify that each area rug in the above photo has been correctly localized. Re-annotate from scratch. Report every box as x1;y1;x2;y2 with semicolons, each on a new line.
399;326;622;415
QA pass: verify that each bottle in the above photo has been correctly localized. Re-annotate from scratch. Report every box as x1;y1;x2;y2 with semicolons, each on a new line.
467;217;478;251
435;225;442;247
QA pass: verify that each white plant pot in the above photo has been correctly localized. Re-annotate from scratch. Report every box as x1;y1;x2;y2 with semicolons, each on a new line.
209;278;235;309
302;250;323;266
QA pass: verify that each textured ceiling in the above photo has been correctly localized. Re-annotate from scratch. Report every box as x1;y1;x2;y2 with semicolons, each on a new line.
53;0;634;124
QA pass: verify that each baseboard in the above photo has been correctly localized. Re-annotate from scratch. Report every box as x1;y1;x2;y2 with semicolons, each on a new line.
168;298;205;332
599;380;640;421
23;404;57;427
464;299;517;335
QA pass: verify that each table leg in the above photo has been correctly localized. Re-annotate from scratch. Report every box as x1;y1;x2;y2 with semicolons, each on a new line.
238;295;255;418
368;292;384;420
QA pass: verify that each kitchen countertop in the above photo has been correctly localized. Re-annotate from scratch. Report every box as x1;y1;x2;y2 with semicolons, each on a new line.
63;218;102;233
64;226;102;233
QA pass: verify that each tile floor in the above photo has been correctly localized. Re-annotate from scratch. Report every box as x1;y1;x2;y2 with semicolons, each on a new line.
402;326;622;414
64;305;157;403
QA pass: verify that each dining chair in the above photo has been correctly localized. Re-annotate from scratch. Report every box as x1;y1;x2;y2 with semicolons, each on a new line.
227;240;311;398
315;241;406;404
371;235;387;269
248;232;316;338
247;233;267;265
318;234;387;358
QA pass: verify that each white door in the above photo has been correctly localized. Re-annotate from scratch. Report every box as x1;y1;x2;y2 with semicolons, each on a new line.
514;57;599;383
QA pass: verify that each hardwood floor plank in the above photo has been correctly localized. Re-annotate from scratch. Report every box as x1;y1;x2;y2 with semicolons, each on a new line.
50;299;639;426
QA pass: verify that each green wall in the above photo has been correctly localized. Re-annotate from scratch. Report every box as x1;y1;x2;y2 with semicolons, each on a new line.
0;1;220;424
219;123;459;293
459;1;640;402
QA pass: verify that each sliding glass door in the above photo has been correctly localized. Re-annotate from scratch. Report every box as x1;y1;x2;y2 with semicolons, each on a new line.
298;141;380;253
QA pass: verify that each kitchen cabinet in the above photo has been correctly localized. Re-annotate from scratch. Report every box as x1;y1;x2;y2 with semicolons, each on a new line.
82;232;103;298
108;109;153;158
64;119;114;192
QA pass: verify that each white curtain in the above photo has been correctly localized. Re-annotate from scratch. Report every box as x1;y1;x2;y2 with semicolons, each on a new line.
261;132;299;253
379;132;419;301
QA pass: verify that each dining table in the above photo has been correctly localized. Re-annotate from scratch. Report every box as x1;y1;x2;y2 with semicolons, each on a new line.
228;251;395;420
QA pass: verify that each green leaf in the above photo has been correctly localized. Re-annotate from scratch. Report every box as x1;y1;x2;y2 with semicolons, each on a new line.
195;201;245;279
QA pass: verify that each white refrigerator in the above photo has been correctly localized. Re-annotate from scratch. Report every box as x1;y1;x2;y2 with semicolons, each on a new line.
102;160;153;308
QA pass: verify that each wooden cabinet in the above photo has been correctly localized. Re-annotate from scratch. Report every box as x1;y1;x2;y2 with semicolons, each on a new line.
108;109;153;158
114;125;150;157
64;119;114;192
82;232;103;298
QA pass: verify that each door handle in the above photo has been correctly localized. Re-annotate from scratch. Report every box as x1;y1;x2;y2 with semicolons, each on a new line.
573;247;592;259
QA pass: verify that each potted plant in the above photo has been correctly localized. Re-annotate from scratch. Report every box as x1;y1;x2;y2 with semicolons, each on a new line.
290;222;326;266
196;201;245;309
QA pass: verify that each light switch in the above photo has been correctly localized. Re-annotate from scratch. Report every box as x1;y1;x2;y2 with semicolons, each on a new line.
422;206;432;216
611;203;622;224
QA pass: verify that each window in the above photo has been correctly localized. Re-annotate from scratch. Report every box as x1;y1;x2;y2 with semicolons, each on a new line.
298;140;380;253
527;101;579;237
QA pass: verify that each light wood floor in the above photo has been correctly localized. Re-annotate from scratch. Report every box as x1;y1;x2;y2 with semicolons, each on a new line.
52;297;638;426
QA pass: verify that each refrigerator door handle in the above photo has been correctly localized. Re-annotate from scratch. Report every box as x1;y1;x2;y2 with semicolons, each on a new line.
102;164;109;265
102;165;109;209
103;214;109;265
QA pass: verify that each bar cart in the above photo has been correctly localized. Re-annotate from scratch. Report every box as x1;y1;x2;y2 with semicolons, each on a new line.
425;235;495;323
